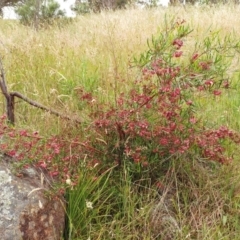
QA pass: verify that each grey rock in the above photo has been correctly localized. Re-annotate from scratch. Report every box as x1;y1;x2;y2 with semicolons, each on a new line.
0;155;65;240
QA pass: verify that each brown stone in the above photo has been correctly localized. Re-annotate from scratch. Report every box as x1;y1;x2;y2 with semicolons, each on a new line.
0;154;65;240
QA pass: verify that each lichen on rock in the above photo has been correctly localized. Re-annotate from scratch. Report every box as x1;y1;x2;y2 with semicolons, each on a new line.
0;155;65;240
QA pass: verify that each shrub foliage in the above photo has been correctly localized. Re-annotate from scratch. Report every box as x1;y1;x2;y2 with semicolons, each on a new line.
15;0;65;27
0;19;240;191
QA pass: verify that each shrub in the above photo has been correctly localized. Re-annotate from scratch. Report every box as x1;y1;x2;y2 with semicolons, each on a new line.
15;0;65;28
1;18;240;190
72;1;91;15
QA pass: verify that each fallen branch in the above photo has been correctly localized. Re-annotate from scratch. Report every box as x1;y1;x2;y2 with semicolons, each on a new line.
11;91;81;123
0;56;81;124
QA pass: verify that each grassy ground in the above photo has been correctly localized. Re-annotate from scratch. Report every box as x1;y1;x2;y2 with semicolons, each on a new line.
1;4;240;132
1;4;240;239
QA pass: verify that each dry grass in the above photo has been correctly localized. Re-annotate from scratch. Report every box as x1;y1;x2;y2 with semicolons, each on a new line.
0;6;240;133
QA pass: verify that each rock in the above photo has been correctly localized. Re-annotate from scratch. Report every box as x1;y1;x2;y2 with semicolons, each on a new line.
0;154;65;240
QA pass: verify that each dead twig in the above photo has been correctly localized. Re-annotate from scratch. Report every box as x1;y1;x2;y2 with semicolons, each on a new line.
0;56;14;123
11;91;81;123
